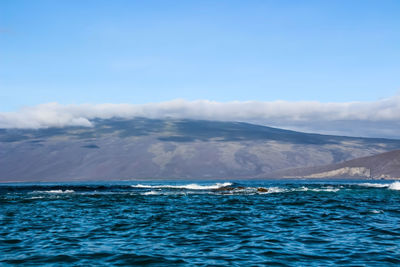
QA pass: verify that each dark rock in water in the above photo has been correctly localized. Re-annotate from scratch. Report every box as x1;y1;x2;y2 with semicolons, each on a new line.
213;186;247;193
214;186;235;192
257;187;268;193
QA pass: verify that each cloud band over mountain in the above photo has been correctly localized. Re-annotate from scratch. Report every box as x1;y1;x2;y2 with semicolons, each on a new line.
1;96;400;138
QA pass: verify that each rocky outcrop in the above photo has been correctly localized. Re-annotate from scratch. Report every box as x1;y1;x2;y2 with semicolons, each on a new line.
275;149;400;180
257;187;268;192
290;167;370;179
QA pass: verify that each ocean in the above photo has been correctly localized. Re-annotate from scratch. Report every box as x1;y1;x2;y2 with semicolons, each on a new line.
1;180;400;266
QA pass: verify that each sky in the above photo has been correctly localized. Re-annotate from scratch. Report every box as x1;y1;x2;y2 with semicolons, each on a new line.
1;0;400;137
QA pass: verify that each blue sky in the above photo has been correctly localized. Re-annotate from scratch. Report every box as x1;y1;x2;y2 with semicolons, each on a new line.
1;0;400;112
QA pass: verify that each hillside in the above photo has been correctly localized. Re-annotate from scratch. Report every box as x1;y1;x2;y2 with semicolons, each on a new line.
1;118;400;181
273;149;400;179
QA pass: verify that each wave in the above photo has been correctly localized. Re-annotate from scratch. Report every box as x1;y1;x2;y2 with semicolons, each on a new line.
308;188;340;192
370;210;383;214
358;183;389;188
33;190;75;194
14;181;400;196
388;181;400;190
358;182;400;190
265;186;340;193
266;187;288;194
291;186;340;193
132;182;232;190
133;184;341;195
141;191;159;195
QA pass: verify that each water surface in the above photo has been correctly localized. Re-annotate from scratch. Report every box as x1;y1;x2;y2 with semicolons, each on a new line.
1;180;400;266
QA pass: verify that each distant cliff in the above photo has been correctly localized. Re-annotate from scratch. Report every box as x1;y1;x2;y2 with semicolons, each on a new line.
1;118;400;181
293;167;371;179
274;149;400;180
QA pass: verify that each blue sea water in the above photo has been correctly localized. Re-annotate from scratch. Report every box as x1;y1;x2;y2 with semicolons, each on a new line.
1;180;400;266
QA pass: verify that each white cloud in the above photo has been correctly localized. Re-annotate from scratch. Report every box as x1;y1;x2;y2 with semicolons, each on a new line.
1;96;400;138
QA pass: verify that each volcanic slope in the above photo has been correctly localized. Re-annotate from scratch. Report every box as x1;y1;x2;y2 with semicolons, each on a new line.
1;118;400;181
272;149;400;179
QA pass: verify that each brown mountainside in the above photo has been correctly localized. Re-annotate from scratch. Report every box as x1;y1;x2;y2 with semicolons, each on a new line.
272;149;400;179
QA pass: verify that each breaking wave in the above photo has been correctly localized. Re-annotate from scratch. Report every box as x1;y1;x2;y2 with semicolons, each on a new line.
141;191;159;195
4;181;400;198
358;183;389;188
308;187;340;192
358;181;400;190
132;184;341;195
33;190;75;194
266;187;288;194
388;181;400;190
132;182;232;190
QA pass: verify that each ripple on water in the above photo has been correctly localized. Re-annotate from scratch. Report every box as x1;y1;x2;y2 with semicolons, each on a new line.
1;181;400;265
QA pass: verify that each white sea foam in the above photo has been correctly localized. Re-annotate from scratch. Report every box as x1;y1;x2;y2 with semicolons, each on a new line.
357;182;400;190
358;183;389;188
132;182;232;190
33;190;75;194
370;210;383;214
388;181;400;190
133;184;154;188
266;187;288;194
141;191;188;196
296;186;309;192
309;188;340;192
132;183;342;194
142;191;159;195
286;186;339;193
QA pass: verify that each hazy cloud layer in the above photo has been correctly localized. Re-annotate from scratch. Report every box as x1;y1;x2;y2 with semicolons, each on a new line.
1;96;400;138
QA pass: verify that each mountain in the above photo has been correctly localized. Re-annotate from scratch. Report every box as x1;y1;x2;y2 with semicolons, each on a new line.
1;118;400;182
272;149;400;179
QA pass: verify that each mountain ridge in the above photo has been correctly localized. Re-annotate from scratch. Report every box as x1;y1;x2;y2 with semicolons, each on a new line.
1;118;400;181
